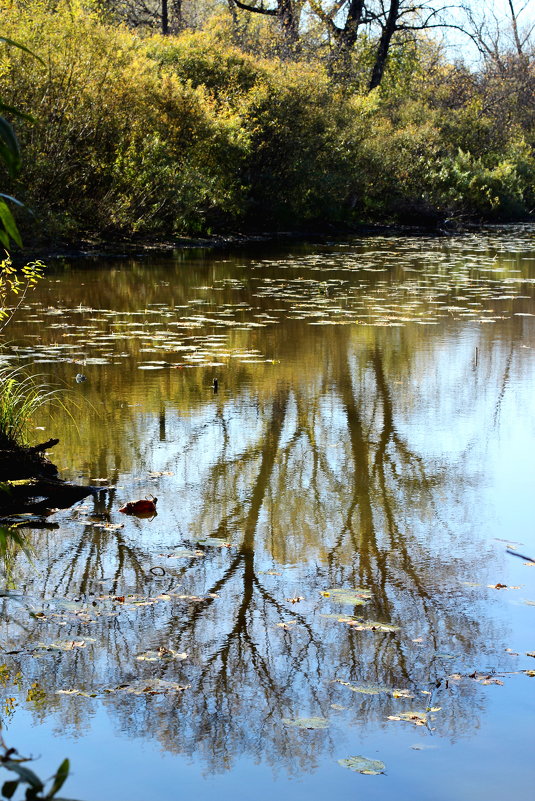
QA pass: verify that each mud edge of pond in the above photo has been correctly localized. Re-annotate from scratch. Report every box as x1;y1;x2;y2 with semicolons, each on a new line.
18;222;470;260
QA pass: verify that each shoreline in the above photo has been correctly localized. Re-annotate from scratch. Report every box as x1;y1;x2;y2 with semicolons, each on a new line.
17;218;534;262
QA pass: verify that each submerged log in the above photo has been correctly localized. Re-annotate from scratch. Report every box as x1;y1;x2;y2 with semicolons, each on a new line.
0;439;60;482
0;439;98;521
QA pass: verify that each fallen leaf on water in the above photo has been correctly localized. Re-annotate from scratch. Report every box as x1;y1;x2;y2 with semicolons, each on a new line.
524;670;535;677
119;497;157;517
346;619;399;633
467;672;504;685
388;711;428;726
286;597;304;604
488;583;520;590
160;549;204;559
338;755;385;775
333;680;390;695
282;717;329;730
392;689;414;699
321;588;372;605
196;538;231;548
36;639;95;652
526;652;535;658
105;679;190;695
136;648;188;662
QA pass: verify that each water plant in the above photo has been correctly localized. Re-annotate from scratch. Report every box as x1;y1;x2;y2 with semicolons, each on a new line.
0;741;79;800
0;368;56;450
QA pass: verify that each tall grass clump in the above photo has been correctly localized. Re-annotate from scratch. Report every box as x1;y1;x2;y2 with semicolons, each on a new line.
0;368;56;449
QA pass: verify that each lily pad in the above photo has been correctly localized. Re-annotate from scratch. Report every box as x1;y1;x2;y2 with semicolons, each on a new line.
321;588;372;605
334;680;391;695
321;615;399;632
196;538;231;548
388;711;428;726
338;755;385;774
282;716;329;729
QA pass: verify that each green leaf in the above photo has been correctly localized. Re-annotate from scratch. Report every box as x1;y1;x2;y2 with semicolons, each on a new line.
46;759;69;798
0;194;26;210
2;762;44;791
0;200;22;248
2;779;19;799
0;37;45;65
0;101;36;124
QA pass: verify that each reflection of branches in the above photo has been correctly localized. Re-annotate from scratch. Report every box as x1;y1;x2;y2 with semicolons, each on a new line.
0;314;517;773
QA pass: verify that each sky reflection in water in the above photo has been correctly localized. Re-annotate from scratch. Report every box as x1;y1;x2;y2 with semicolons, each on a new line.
0;227;534;800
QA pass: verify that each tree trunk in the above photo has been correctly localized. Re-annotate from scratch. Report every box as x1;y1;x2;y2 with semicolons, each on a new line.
170;0;183;34
329;0;366;80
369;0;399;90
162;0;169;35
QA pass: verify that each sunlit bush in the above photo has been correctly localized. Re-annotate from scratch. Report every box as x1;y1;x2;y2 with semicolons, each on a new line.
0;0;532;240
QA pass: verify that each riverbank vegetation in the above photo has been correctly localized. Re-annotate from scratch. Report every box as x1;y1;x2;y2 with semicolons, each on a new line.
0;0;533;243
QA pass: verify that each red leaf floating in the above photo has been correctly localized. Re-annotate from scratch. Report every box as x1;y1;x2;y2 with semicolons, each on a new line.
119;497;158;516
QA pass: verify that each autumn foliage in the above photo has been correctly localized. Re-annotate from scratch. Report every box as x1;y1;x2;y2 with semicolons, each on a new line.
0;0;533;242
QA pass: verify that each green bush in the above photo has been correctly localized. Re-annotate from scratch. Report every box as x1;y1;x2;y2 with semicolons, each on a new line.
0;0;532;240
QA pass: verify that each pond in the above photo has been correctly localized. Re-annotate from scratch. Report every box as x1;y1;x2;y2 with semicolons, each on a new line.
0;226;534;801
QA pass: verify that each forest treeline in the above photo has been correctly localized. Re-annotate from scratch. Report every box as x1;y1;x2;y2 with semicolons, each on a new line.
0;0;533;242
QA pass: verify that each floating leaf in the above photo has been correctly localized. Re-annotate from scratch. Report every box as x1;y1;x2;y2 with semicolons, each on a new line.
162;549;203;559
105;679;190;695
392;689;414;699
334;680;390;695
388;711;428;726
196;538;231;548
136;648;187;662
338;755;385;774
322;615;399;632
282;717;329;729
36;639;93;652
321;588;371;605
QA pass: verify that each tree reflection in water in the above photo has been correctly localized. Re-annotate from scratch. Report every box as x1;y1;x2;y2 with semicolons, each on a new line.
0;314;519;774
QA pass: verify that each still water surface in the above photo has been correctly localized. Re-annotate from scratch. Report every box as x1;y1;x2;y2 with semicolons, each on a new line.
1;227;535;800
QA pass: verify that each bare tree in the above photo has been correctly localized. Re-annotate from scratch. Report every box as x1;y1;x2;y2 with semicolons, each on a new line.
230;0;302;54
